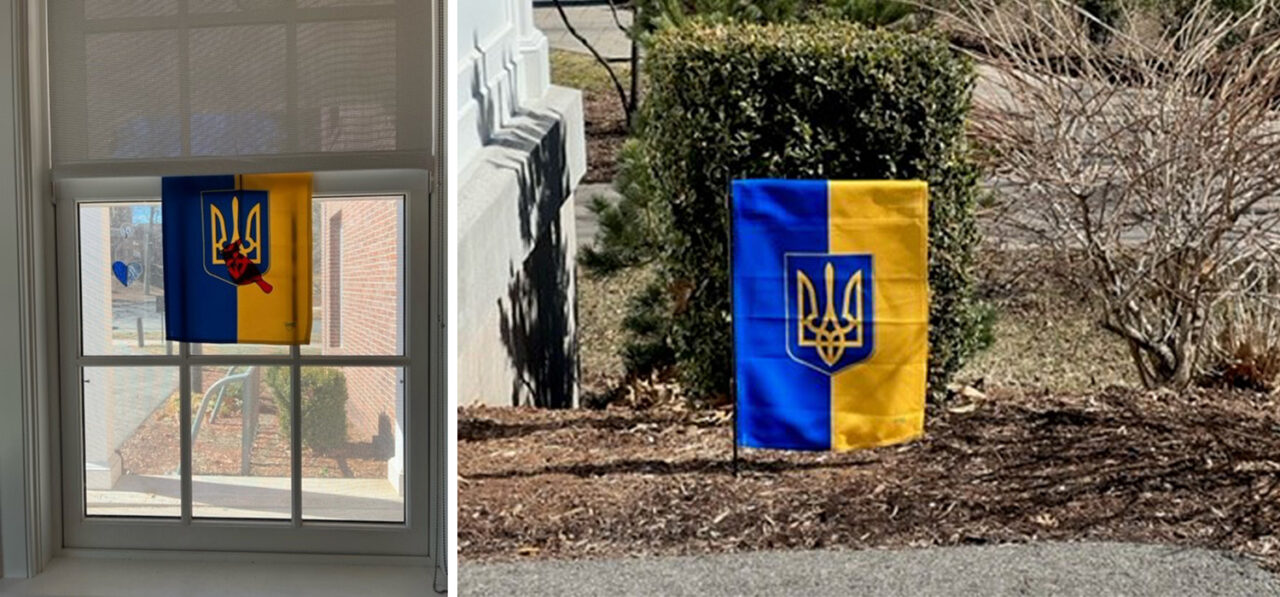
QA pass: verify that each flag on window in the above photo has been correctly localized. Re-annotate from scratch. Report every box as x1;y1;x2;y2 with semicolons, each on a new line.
731;179;929;452
162;173;312;344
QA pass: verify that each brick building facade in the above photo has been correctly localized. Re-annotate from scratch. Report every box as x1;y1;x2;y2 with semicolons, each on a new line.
319;197;404;490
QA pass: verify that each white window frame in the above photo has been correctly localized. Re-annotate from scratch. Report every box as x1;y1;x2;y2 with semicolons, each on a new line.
54;169;435;557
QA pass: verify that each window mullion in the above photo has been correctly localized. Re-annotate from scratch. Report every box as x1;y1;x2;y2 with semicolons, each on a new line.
291;344;302;527
180;341;193;524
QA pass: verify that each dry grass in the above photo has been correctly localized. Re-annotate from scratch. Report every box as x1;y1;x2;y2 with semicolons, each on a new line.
550;50;631;96
577;265;656;399
957;245;1135;393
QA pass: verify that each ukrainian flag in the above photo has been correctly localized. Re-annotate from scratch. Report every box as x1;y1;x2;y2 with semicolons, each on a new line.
731;179;929;452
162;173;312;344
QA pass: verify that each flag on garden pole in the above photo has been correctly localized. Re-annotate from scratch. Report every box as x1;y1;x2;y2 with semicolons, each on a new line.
162;173;312;344
731;179;929;452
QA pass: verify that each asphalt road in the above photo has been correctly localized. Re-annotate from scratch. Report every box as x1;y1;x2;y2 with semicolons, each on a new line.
461;542;1280;596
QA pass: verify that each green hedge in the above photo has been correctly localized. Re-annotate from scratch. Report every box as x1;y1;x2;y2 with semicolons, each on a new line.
265;367;349;453
634;22;990;398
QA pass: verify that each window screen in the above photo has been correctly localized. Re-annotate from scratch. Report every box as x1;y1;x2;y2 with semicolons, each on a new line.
48;0;429;167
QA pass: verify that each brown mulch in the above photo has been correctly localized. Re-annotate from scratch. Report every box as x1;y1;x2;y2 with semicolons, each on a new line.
118;368;387;479
458;387;1280;572
581;80;629;184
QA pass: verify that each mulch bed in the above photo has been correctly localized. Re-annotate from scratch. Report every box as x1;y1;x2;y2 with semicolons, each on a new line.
459;387;1280;572
580;77;629;184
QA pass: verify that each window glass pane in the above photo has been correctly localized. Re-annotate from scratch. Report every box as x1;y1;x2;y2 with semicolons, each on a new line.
301;366;404;523
79;202;173;357
191;365;291;519
304;195;404;356
84;366;180;518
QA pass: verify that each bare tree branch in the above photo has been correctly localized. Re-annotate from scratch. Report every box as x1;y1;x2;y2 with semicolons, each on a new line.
552;0;634;128
606;0;632;36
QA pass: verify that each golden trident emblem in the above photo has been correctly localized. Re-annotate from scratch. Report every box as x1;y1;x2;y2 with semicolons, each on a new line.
209;195;263;265
796;262;864;367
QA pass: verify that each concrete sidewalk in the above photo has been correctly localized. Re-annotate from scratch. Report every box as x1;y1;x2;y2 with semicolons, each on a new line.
535;4;633;59
461;542;1280;596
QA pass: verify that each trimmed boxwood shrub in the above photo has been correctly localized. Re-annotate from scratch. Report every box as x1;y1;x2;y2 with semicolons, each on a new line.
265;366;349;453
629;21;990;399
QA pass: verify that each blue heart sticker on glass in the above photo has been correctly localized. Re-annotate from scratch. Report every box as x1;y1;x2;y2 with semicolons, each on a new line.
112;261;129;286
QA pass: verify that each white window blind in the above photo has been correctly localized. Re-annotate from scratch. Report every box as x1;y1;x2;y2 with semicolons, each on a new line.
48;0;430;172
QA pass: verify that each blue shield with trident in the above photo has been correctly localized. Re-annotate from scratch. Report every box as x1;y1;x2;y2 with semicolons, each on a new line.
200;189;270;288
785;253;875;375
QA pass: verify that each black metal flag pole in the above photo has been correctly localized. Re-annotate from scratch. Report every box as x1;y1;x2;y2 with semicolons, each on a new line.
726;178;739;478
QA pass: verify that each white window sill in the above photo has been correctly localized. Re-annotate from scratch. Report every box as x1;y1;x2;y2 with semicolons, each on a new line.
0;556;437;596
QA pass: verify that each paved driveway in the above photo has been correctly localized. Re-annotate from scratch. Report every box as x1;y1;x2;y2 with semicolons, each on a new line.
461;542;1280;596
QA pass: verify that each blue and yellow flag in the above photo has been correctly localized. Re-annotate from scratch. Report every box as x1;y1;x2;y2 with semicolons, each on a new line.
732;179;929;452
162;173;312;344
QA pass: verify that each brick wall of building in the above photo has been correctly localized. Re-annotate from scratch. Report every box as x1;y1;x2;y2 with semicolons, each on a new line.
319;198;402;444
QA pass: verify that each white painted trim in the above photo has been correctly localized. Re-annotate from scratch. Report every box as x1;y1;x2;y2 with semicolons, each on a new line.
432;0;448;590
59;548;429;568
71;355;412;367
0;0;53;580
30;0;58;574
514;0;549;105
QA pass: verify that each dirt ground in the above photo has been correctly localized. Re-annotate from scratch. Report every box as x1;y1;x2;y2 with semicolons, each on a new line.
118;367;388;479
459;387;1280;572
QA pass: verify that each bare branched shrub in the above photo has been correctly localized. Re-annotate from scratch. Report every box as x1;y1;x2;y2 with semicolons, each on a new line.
942;0;1280;388
1201;268;1280;390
